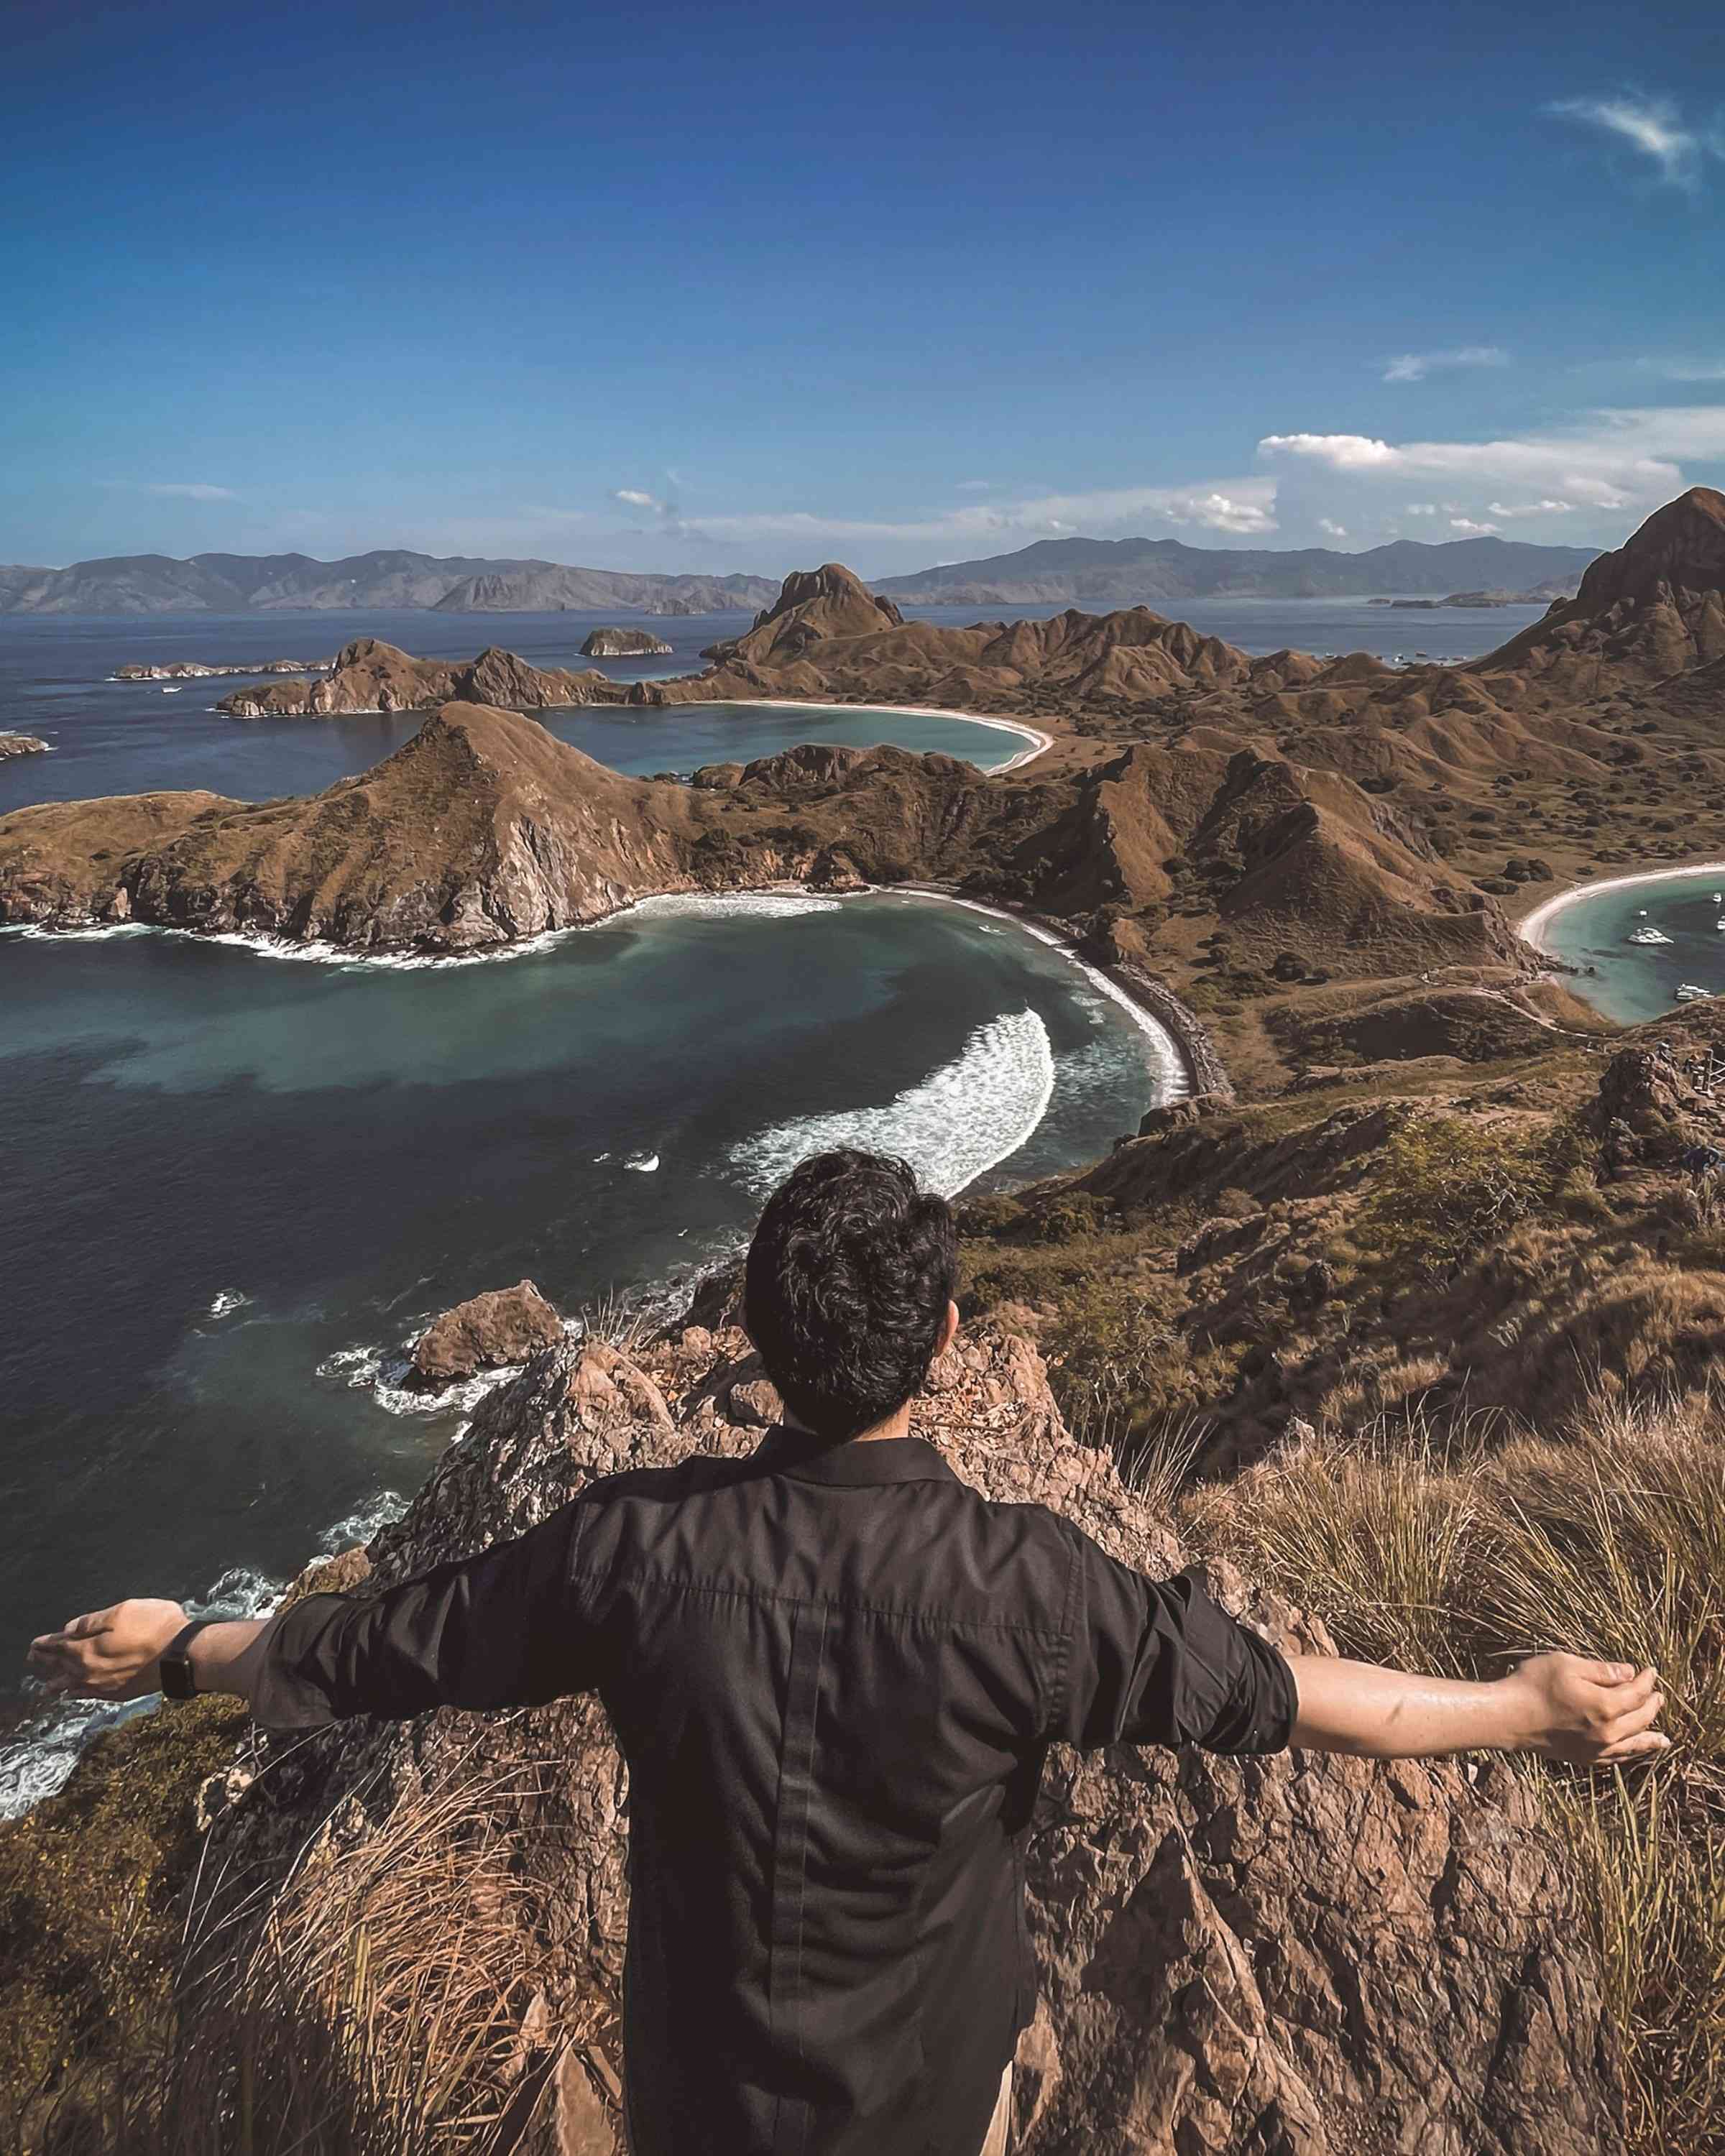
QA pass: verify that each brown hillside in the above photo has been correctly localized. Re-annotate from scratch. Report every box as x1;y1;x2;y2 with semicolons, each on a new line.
216;637;618;717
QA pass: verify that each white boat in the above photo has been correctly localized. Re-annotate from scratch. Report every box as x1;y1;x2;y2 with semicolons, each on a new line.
1712;892;1721;902
161;686;181;695
1637;908;1648;916
1629;926;1674;945
1677;984;1714;1001
1715;918;1725;931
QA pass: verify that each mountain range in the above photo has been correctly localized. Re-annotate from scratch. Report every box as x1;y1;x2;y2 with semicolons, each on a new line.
0;534;1601;617
0;551;781;618
874;533;1598;605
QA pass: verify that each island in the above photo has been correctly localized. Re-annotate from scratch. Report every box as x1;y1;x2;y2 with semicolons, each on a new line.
0;733;49;757
113;658;329;681
580;627;675;658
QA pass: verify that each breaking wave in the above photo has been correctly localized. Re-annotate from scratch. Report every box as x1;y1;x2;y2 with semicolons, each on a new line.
728;1008;1056;1199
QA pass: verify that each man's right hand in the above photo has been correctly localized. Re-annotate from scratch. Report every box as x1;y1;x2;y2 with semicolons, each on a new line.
1504;1653;1669;1764
29;1598;190;1702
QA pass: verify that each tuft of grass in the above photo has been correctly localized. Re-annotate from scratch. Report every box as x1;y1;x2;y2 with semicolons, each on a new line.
1179;1385;1725;2155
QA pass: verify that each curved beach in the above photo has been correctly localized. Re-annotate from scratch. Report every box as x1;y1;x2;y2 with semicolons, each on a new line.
716;698;1054;772
1517;860;1725;957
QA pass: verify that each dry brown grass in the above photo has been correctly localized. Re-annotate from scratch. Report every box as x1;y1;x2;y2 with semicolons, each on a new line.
138;1744;592;2156
1172;1386;1725;2155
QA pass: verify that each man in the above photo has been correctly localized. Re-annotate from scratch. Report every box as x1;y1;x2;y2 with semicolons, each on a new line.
32;1148;1667;2156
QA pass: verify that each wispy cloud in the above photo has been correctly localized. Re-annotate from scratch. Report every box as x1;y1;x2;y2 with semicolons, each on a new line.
954;479;994;493
1317;518;1348;538
1548;96;1722;188
1449;518;1501;535
1486;497;1577;518
612;487;666;514
106;481;238;502
1382;346;1509;384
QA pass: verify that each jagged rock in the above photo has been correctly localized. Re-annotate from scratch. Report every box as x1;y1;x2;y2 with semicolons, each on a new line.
408;1277;564;1388
1590;1044;1711;1174
203;1318;1626;2155
0;734;48;757
579;627;673;658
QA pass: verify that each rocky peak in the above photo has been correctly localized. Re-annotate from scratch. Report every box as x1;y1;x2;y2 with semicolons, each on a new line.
1573;484;1725;614
200;1314;1626;2154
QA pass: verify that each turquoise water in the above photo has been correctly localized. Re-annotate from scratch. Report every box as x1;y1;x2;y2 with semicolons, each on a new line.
1532;870;1725;1023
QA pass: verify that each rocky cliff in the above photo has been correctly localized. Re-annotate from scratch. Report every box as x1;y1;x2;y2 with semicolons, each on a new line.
579;627;673;658
188;1316;1625;2155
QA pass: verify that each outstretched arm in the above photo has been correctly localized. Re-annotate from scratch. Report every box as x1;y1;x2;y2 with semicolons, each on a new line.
29;1505;597;1728
1287;1650;1668;1764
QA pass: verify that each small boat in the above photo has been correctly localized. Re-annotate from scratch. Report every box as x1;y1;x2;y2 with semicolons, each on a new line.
161;686;181;695
1713;892;1721;902
1637;908;1648;917
1677;985;1714;1001
1629;926;1674;945
1715;917;1725;931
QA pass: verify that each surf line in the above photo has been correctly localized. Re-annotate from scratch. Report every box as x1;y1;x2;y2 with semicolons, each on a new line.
1517;859;1725;957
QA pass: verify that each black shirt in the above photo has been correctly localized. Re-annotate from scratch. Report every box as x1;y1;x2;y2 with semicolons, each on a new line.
255;1425;1296;2156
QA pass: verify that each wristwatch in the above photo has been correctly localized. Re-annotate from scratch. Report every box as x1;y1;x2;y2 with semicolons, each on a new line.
159;1619;211;1701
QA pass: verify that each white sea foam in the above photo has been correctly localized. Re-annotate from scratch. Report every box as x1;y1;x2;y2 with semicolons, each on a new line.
728;1008;1056;1199
207;1289;249;1318
317;1340;525;1418
625;1151;660;1172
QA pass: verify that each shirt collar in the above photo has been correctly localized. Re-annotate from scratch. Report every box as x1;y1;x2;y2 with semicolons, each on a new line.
752;1423;960;1487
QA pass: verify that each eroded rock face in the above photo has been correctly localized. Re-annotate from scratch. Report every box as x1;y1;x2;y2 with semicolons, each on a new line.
1591;1041;1720;1174
204;1316;1625;2155
580;628;673;658
408;1277;564;1388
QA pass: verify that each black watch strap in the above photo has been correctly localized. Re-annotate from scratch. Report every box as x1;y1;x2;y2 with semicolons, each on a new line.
159;1618;210;1701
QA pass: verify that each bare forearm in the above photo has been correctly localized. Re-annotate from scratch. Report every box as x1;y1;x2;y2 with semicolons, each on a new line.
1289;1655;1527;1757
1287;1650;1668;1764
188;1616;276;1704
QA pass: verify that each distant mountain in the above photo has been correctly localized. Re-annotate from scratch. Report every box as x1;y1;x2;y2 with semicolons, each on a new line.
0;549;781;617
876;533;1598;606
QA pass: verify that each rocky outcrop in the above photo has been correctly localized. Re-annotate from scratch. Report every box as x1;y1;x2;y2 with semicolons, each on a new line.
197;1316;1626;2155
579;627;673;658
0;733;48;757
114;659;326;681
1479;487;1725;696
1588;1040;1725;1176
216;638;623;719
408;1279;564;1388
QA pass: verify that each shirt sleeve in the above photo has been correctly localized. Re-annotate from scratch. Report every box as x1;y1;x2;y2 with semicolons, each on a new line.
1052;1529;1295;1756
249;1503;596;1731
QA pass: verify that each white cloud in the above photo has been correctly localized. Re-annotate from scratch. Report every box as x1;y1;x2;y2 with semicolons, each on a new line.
1486;498;1577;517
1382;346;1509;384
1450;518;1501;535
1317;518;1348;537
954;479;994;493
1260;404;1725;508
612;487;665;513
1548;96;1721;188
1405;502;1440;515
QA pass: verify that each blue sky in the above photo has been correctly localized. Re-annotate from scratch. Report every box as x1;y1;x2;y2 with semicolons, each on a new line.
4;0;1723;576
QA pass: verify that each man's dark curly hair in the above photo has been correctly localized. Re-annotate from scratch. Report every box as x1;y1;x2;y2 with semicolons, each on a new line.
744;1149;958;1439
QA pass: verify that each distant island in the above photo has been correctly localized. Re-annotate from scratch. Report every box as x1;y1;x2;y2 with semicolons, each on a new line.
0;733;47;757
580;626;674;658
1372;584;1576;610
0;550;782;619
875;533;1598;606
113;658;330;680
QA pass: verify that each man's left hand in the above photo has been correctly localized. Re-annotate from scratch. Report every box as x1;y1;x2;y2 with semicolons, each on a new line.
28;1599;189;1701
